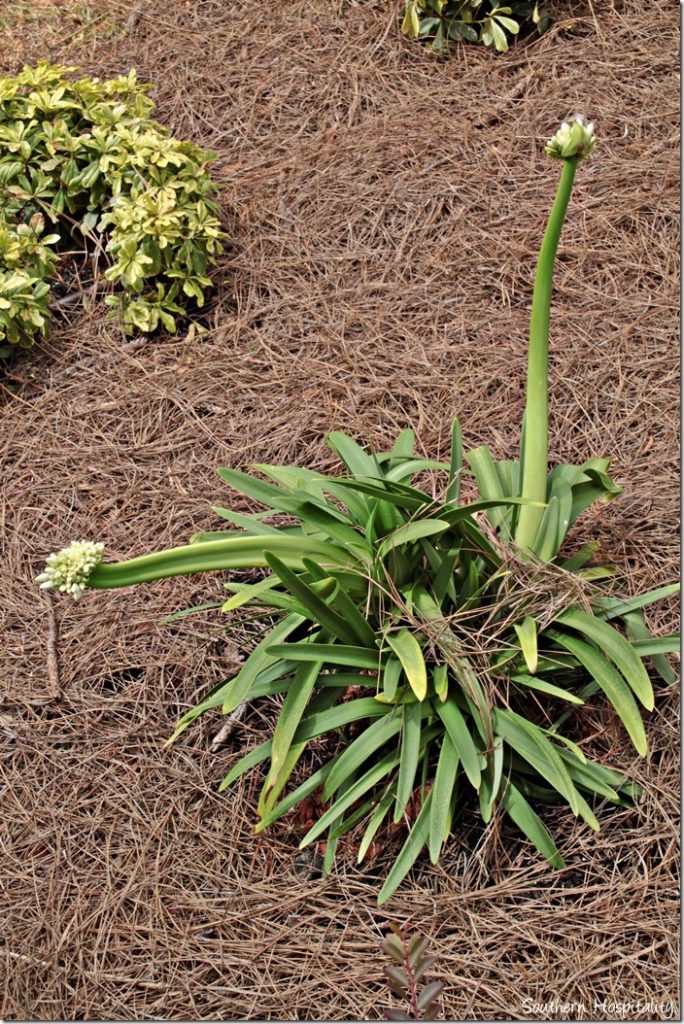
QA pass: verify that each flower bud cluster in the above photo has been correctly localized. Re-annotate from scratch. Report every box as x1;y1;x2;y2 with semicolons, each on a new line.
36;540;104;600
546;116;595;160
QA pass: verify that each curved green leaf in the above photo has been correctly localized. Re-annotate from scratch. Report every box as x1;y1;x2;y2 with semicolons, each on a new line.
323;709;402;799
514;616;538;674
511;673;584;705
378;519;451;560
434;696;481;789
428;734;459;863
301;752;398;848
266;642;382;669
222;612;305;713
556;606;654;710
377;791;433;905
549;629;648;756
394;701;423;823
499;781;564;869
265;657;322;790
265;551;360;645
357;790;395;863
494;708;581;815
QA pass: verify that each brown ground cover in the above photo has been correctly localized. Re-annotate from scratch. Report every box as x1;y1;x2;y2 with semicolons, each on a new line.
0;0;679;1019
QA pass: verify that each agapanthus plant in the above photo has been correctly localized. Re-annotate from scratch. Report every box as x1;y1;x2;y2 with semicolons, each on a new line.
39;118;679;903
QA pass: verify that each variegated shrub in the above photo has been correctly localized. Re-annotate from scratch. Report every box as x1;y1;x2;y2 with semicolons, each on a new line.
0;61;223;350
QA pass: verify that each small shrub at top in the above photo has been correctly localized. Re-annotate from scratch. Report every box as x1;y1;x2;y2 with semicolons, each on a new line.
401;1;551;54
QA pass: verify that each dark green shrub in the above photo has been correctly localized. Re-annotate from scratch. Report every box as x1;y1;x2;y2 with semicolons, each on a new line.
401;1;551;53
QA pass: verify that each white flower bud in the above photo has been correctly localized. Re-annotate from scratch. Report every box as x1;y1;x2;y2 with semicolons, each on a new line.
36;540;104;600
546;115;595;160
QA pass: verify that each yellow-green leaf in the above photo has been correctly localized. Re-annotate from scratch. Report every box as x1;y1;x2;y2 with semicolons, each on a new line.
514;616;538;674
387;629;427;701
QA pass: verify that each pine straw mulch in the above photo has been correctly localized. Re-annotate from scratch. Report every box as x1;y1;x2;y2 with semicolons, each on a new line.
0;0;679;1019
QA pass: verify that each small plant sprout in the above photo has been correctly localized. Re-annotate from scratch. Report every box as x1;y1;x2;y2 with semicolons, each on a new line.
381;924;444;1021
38;122;679;904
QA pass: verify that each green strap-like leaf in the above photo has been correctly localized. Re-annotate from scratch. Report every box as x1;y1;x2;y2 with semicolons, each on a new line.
222;612;305;713
434;697;481;789
377;791;433;905
265;657;322;791
331;477;427;511
428;734;459;863
295;502;371;556
384;458;448;483
264;551;360;645
557;750;620;802
511;673;584;705
556;606;654;710
533;495;561;561
221;686;341;794
499;781;565;869
560;541;599;571
323;709;402;799
623;610;676;685
549;629;648;756
394;701;423;823
383;656;403;702
255;758;338;832
216;467;305;514
494;708;582;815
303;561;377;647
446;418;462;504
631;635;680;656
440;496;538;528
266;641;382;669
465;446;508;535
596;582;680;620
357;790;395;864
294;696;389;741
211;506;283;535
378;519;451;560
259;740;307;817
301;752;398;848
432;664;448;703
222;574;283;611
478;736;503;822
327;430;382;481
219;738;272;791
390;428;415;465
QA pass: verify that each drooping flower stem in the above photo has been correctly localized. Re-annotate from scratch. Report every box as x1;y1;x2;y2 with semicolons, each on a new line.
515;157;578;550
86;535;349;589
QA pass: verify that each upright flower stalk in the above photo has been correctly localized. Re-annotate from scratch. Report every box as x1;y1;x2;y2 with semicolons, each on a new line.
515;116;596;551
